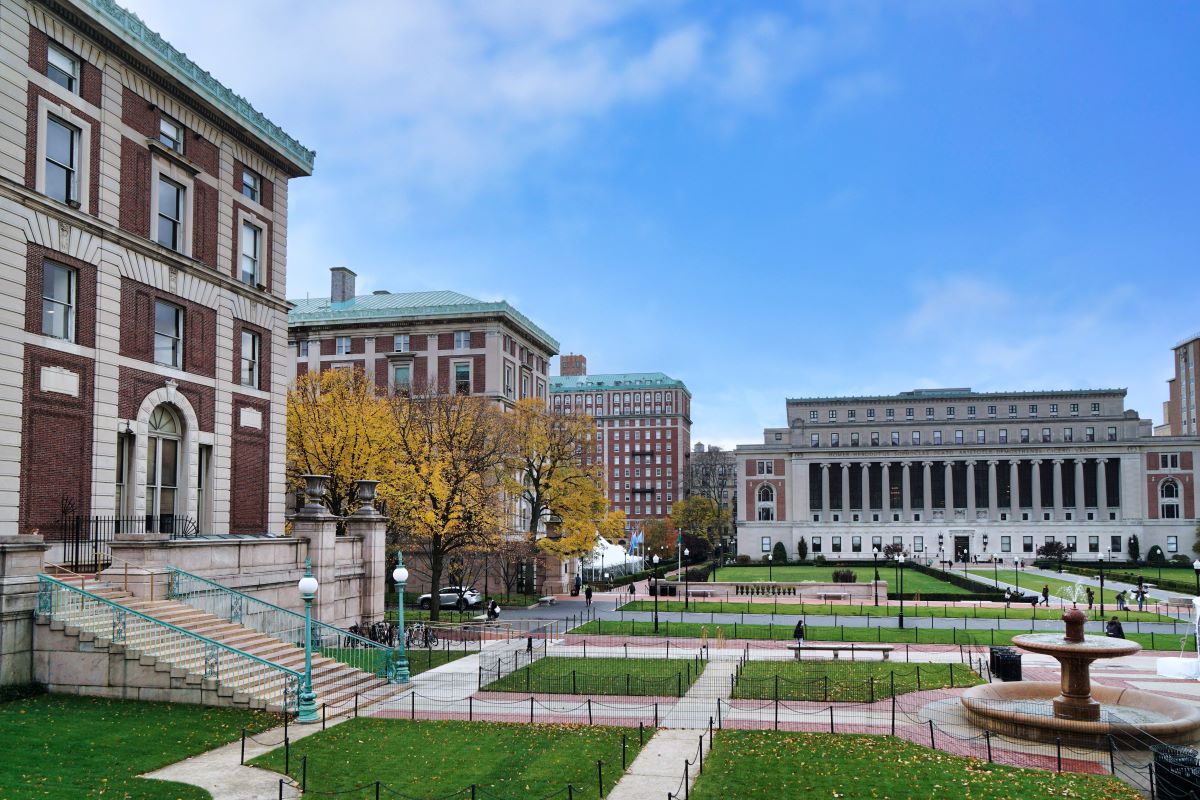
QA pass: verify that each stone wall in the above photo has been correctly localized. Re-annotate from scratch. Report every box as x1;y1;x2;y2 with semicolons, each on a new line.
0;534;48;686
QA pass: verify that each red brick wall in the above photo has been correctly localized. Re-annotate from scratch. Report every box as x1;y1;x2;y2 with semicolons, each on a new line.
20;345;94;535
118;366;215;432
745;458;757;477
188;137;218;176
118;138;151;237
413;356;428;392
231;320;271;392
24;244;96;347
121;86;157;138
438;332;453;350
230;396;269;534
437;355;449;393
472;354;486;393
28;27;102;108
296;362;308;378
118;278;216;378
192;182;219;268
24;84;101;216
745;479;786;522
320;338;335;356
374;358;388;391
470;331;485;349
411;334;428;351
374;335;393;352
350;337;365;354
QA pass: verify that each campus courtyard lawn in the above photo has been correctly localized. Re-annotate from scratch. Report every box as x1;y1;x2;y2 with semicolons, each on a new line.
688;731;1140;799
0;693;276;799
708;565;976;596
966;569;1134;607
482;656;706;696
252;718;641;799
574;618;1196;651
732;660;982;701
621;598;1171;622
404;647;472;676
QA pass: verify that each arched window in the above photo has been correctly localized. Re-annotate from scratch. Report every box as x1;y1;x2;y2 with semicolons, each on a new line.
1160;479;1181;519
757;483;776;521
146;405;181;532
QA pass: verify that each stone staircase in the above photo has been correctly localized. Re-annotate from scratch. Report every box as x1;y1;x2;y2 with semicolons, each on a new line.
40;573;398;712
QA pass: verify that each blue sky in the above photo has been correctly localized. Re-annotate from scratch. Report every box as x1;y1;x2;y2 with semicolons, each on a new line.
127;1;1200;447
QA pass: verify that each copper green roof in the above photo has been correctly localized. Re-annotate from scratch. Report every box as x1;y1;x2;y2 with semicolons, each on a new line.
786;387;1126;404
550;372;690;394
86;0;314;175
288;291;559;353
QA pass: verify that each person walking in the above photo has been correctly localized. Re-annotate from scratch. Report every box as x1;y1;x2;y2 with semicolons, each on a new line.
1004;587;1012;608
793;618;806;648
1134;580;1147;612
1115;590;1127;612
1105;616;1126;639
629;583;636;598
584;585;593;607
1085;587;1095;610
487;599;501;623
1041;585;1050;606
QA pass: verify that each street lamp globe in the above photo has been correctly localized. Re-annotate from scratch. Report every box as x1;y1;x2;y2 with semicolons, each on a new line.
652;555;660;566
392;565;409;585
1193;559;1200;572
298;573;319;598
897;554;906;565
684;549;690;557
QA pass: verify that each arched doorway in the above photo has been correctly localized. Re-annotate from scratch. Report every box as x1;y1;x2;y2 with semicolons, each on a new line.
146;404;181;532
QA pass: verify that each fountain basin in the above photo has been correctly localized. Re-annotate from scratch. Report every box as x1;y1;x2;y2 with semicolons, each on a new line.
961;681;1200;746
1011;632;1142;721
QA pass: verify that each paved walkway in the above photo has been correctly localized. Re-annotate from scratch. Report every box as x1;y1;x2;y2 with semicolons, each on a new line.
607;728;711;800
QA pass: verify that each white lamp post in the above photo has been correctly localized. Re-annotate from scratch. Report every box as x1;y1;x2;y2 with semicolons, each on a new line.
897;554;906;629
392;555;410;683
652;554;661;633
296;559;320;723
683;548;690;610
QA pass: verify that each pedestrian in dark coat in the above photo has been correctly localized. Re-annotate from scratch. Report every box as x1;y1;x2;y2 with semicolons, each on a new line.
793;619;806;647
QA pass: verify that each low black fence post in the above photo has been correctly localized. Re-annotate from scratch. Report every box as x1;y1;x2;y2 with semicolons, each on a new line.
278;778;283;800
1107;735;1116;775
891;694;896;736
240;728;245;765
469;695;474;721
411;691;416;719
622;733;627;769
322;703;327;731
284;737;290;775
588;698;593;725
568;785;574;800
375;780;381;800
597;759;604;798
655;703;659;727
829;706;834;733
530;696;535;723
928;720;935;749
1055;738;1062;772
985;731;992;763
639;721;645;745
355;693;359;718
302;755;307;791
774;696;779;730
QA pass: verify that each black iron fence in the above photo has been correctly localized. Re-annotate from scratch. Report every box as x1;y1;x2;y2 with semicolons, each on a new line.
48;515;199;572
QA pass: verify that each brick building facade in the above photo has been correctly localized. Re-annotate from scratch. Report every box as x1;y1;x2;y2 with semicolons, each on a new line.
0;0;313;536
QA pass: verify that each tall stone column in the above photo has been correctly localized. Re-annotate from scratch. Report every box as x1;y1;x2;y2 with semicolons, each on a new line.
841;463;851;515
293;475;339;623
1009;460;1020;515
966;460;977;519
1052;459;1064;520
1075;459;1087;516
987;460;999;520
820;463;831;519
922;461;934;519
1031;459;1043;519
344;480;385;626
861;462;871;513
943;461;955;513
1097;459;1108;513
881;462;892;518
901;462;912;519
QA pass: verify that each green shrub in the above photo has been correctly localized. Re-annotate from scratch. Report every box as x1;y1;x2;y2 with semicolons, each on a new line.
1148;546;1166;564
796;537;808;561
1128;535;1141;563
736;554;751;565
831;569;858;583
772;541;788;565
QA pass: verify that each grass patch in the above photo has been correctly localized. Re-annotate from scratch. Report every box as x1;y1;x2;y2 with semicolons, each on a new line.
732;660;983;701
483;656;706;696
574;618;1196;651
404;647;472;676
0;694;276;800
710;565;976;596
251;718;639;799
620;599;1171;622
966;569;1135;607
689;731;1139;799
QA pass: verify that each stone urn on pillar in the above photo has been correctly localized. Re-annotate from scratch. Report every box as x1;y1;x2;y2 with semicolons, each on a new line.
353;480;380;516
300;474;332;516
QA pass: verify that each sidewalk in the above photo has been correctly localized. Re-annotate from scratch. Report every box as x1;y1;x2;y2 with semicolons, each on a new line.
607;728;711;800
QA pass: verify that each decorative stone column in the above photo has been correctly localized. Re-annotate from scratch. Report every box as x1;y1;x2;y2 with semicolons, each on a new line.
943;461;954;513
881;462;892;518
344;479;385;625
1097;459;1108;513
293;475;339;623
1031;459;1043;519
1075;459;1087;517
922;461;934;519
1052;459;1064;520
901;462;912;519
840;463;851;515
966;460;977;519
986;460;999;520
0;533;49;687
1009;460;1020;515
820;463;831;519
861;462;871;514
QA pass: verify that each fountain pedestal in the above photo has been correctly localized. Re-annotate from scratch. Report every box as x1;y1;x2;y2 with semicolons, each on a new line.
1048;607;1104;721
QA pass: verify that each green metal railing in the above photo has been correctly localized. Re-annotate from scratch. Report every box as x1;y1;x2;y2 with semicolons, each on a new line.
166;568;402;682
37;575;300;711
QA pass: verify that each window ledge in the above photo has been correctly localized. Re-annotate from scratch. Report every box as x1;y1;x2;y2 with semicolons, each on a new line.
147;138;201;175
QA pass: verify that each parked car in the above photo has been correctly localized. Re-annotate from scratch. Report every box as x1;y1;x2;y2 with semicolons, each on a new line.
417;586;482;610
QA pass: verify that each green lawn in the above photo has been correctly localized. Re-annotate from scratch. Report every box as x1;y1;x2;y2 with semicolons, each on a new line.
966;569;1132;607
620;598;1171;622
482;656;705;696
709;565;976;596
689;731;1139;800
252;718;641;799
732;661;982;701
404;647;472;676
574;618;1196;651
0;693;276;799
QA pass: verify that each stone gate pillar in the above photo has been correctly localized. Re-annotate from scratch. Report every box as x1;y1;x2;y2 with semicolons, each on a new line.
293;475;338;622
344;480;385;624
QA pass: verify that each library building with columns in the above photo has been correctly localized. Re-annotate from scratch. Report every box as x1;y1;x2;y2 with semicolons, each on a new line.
736;386;1198;563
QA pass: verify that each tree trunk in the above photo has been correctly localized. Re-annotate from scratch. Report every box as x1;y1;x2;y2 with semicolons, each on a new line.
427;551;443;623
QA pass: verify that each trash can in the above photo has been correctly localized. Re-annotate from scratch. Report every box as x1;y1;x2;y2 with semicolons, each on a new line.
988;646;1012;676
993;649;1022;682
1153;744;1200;800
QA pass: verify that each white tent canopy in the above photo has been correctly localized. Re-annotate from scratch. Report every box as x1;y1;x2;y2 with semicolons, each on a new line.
582;536;643;580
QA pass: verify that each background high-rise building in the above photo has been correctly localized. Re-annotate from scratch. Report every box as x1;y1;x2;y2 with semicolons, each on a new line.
1159;334;1200;437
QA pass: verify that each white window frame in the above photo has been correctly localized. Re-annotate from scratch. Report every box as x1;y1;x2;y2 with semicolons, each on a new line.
239;218;263;286
153;299;184;369
392;363;412;395
41;261;76;342
394;334;410;353
453;360;471;395
149;158;194;256
240;329;260;388
453;330;470;349
242;168;261;203
159;114;184;153
298;340;309;357
35;97;91;213
335;336;352;355
756;460;773;475
47;43;79;93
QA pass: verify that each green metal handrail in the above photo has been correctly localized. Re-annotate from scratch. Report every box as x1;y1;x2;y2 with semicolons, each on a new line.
166;567;401;682
37;574;301;711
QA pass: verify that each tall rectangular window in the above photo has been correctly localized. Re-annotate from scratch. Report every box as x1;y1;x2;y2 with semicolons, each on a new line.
453;330;470;349
41;262;76;341
393;364;411;394
394;334;410;352
159;115;183;153
454;362;470;394
240;221;261;285
998;429;1008;443
976;429;985;443
47;44;79;92
45;116;78;205
240;330;260;387
242;168;261;202
335;336;351;355
1107;426;1117;441
954;430;964;444
154;300;183;368
298;340;309;357
157;177;184;251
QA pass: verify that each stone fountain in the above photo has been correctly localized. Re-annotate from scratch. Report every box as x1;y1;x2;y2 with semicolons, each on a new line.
961;606;1200;745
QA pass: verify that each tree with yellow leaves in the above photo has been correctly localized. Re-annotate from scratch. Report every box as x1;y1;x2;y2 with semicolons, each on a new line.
379;390;509;621
286;369;394;517
505;399;625;562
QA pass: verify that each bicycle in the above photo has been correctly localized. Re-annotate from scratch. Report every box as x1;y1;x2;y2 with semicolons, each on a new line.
406;622;438;648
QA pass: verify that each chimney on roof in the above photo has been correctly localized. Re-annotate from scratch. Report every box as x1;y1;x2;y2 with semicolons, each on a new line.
330;267;357;304
560;353;587;377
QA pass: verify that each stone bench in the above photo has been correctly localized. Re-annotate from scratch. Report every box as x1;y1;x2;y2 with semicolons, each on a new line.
805;593;851;602
689;589;715;598
538;596;557;606
788;643;894;661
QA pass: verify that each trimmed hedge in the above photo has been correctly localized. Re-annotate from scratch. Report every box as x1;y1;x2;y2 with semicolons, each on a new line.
904;561;1005;601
